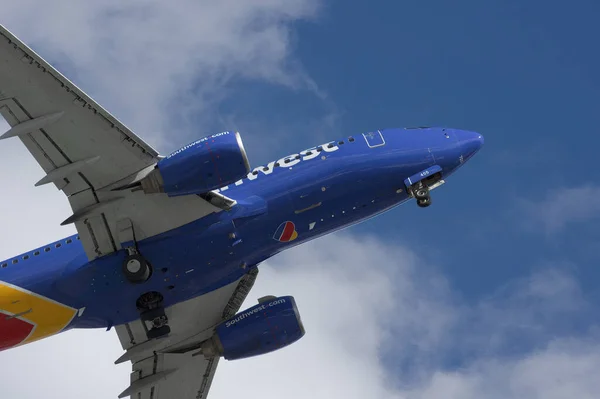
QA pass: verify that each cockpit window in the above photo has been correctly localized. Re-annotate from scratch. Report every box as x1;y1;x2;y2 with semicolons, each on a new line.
362;131;386;148
404;126;431;130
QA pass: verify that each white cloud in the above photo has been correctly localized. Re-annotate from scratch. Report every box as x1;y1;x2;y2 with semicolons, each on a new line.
407;338;600;399
0;0;325;248
212;237;600;399
1;2;599;399
0;2;342;397
2;233;599;399
1;0;322;150
521;185;600;233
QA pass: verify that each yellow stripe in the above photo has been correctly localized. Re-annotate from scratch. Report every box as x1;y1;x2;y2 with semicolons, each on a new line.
0;281;77;345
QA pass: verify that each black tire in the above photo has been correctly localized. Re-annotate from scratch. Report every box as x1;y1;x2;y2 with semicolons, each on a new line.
417;197;432;208
123;254;151;283
140;307;166;323
414;186;429;200
147;325;171;340
136;291;164;311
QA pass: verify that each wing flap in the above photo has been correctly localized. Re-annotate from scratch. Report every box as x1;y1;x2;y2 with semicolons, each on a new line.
0;25;158;166
0;111;64;139
0;24;229;260
114;269;259;398
121;353;219;399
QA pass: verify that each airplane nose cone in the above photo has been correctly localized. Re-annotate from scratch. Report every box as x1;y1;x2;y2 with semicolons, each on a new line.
457;130;484;160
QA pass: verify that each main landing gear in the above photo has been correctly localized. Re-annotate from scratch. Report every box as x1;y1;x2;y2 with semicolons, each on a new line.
411;182;432;208
122;249;170;340
137;291;171;340
118;221;170;340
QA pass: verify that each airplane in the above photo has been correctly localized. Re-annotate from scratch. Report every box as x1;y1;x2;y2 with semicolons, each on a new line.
0;23;484;399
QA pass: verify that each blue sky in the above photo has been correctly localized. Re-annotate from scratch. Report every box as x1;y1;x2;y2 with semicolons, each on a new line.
1;1;600;398
212;0;600;375
218;0;600;310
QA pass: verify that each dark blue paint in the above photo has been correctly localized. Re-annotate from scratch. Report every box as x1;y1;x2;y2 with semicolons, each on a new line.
216;296;305;360
158;131;250;196
0;127;483;330
281;0;600;306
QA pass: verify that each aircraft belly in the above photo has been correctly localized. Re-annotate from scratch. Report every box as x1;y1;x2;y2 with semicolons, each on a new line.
3;156;428;336
2;153;433;337
60;213;275;328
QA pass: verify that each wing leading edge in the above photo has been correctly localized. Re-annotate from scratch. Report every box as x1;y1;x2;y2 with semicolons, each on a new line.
0;24;227;260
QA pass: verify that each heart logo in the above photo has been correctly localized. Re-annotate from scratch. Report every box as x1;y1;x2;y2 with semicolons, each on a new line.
273;221;298;242
0;313;35;352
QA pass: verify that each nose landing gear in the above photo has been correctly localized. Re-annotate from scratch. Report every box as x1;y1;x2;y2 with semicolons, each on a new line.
404;165;444;209
412;182;432;208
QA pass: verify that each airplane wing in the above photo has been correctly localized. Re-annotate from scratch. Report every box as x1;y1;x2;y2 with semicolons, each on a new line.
114;269;259;399
0;24;223;260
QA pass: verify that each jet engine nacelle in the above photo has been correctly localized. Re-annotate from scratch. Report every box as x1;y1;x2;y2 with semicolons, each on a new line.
142;131;251;196
201;296;305;361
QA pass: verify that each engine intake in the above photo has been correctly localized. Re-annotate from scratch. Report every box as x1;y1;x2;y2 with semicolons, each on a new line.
141;131;250;196
201;295;305;360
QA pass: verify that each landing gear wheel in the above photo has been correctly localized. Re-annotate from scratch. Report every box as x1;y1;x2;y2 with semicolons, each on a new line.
413;184;430;200
141;307;171;340
147;325;171;340
417;197;432;208
412;182;432;208
136;291;163;311
123;254;151;283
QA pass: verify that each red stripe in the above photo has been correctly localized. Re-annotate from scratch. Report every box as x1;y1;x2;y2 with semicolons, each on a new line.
279;222;295;242
0;315;34;352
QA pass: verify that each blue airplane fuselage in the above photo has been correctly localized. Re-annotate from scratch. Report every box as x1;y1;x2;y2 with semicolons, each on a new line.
0;127;483;345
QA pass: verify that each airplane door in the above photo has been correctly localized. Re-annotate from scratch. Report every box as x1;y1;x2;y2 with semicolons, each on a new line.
362;130;385;148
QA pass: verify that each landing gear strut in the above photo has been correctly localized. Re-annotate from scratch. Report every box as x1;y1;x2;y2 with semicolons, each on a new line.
412;182;432;208
136;291;171;340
